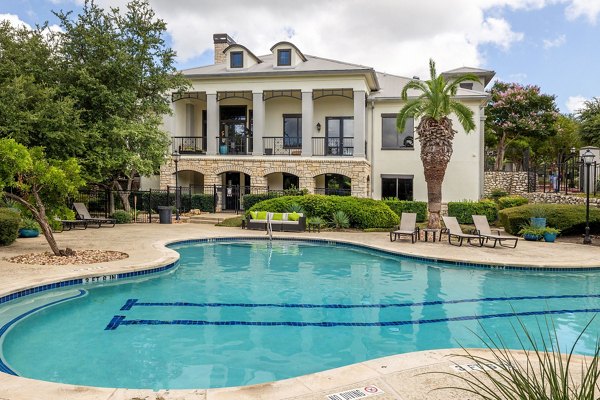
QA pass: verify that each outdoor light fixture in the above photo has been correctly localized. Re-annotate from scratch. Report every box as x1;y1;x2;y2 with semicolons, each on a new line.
582;149;595;245
172;151;181;221
316;122;321;132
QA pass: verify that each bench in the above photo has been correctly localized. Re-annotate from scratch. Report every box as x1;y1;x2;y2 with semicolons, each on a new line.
246;212;306;232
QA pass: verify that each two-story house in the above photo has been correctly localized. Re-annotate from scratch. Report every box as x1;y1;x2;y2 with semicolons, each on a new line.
157;33;493;211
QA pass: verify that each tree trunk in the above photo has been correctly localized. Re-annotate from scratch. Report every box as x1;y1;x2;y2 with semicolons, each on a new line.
4;191;64;256
113;178;133;213
417;117;456;229
495;133;506;171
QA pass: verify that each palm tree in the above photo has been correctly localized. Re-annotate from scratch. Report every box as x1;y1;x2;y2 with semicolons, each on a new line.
396;59;479;229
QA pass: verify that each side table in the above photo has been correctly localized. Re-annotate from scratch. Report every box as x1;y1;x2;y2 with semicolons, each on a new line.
422;228;441;242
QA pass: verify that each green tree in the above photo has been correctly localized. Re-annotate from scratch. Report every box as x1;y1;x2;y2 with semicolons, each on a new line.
54;0;189;206
579;97;600;146
0;139;85;256
536;114;581;163
396;59;478;229
485;82;559;170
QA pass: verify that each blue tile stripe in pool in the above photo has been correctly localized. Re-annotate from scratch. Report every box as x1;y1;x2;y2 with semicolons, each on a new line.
119;293;600;311
104;307;600;331
167;237;600;272
0;289;88;376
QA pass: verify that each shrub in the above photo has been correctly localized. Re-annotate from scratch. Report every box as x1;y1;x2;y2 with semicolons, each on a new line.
497;195;528;210
499;204;600;235
19;217;40;231
242;193;281;211
489;188;509;202
383;200;427;222
447;200;498;224
331;210;350;229
249;195;399;229
190;194;214;212
112;210;132;224
287;203;306;214
0;208;20;246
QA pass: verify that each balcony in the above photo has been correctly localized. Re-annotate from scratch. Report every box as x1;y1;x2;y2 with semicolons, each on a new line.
263;137;302;156
172;136;205;154
312;137;354;156
217;136;253;155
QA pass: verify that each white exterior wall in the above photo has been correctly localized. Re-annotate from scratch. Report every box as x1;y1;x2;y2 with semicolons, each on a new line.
313;97;353;139
370;100;483;202
266;173;284;190
264;98;302;136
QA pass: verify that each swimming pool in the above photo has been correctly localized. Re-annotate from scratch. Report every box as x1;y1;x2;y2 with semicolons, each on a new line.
1;239;599;390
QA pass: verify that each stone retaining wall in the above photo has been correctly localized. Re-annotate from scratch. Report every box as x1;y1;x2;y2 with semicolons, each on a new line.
523;192;600;207
484;171;529;196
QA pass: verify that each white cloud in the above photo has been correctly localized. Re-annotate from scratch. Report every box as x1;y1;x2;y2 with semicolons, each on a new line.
0;13;32;29
543;34;566;48
565;95;588;113
565;0;600;23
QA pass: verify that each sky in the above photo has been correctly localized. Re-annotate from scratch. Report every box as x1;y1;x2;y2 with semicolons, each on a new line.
2;0;599;114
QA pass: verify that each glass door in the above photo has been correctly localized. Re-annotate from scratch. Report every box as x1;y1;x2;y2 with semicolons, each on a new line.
326;117;354;156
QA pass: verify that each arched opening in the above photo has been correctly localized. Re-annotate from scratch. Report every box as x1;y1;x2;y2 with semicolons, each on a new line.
314;173;351;196
218;171;252;210
174;170;205;194
265;172;300;191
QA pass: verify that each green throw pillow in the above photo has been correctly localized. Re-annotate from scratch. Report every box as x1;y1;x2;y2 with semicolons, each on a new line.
256;211;267;220
249;211;257;219
272;213;283;221
288;212;300;221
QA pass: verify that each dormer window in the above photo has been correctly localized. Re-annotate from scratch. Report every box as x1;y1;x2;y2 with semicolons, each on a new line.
459;82;474;90
277;49;291;66
230;51;243;68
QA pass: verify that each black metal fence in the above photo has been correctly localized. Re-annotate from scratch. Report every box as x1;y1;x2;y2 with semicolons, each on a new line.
527;159;599;196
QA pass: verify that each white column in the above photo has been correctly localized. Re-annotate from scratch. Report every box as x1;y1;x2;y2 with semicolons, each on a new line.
301;91;313;157
353;90;366;157
206;93;218;155
252;92;264;155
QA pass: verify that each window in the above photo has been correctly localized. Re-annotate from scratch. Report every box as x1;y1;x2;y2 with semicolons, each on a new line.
326;117;354;156
382;114;413;149
459;82;474;90
230;51;243;68
277;49;291;66
186;104;195;136
283;114;302;148
381;175;413;200
283;173;299;190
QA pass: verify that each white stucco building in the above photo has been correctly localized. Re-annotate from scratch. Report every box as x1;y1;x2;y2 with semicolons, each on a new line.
157;33;493;211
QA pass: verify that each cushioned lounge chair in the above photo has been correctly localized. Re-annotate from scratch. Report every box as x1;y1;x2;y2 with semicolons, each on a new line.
472;215;518;248
72;203;116;228
390;212;419;243
442;216;484;247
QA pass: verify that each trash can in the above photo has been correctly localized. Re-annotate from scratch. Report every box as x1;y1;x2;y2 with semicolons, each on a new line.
157;206;172;224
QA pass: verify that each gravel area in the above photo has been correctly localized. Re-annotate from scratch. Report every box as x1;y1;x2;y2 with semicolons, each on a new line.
6;250;129;265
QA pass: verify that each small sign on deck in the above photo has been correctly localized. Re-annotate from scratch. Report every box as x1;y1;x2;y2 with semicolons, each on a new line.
326;385;384;400
82;274;118;284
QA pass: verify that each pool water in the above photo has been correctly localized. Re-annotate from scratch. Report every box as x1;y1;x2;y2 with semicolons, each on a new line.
1;240;599;389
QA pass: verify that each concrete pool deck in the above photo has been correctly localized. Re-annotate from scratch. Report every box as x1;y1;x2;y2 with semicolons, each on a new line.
1;223;599;399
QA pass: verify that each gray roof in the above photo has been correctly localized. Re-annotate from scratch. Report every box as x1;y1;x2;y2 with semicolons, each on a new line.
441;66;495;86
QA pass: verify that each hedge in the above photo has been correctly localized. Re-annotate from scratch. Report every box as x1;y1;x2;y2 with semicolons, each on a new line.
0;208;20;246
133;192;214;212
499;204;600;235
447;200;498;224
112;210;132;224
382;200;427;222
242;193;281;211
249;195;400;229
497;195;529;210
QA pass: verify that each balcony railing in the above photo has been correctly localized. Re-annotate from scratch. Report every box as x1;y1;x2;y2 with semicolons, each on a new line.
312;137;354;156
172;136;205;154
217;136;253;155
263;137;302;156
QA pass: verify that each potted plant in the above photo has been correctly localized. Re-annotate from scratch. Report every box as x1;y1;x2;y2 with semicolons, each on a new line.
542;227;560;243
518;224;544;241
18;218;40;238
219;131;228;154
529;205;547;228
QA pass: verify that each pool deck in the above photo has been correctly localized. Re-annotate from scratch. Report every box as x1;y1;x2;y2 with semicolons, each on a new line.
1;223;599;399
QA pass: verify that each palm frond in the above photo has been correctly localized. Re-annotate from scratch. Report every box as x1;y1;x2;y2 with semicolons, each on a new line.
396;99;423;131
401;79;429;100
450;100;476;132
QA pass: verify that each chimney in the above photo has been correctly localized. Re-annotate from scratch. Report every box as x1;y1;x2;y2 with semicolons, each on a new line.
213;33;235;64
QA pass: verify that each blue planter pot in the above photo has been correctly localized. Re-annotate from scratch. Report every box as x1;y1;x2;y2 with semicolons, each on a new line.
18;228;40;238
530;217;546;228
219;144;228;155
523;233;542;241
543;232;557;243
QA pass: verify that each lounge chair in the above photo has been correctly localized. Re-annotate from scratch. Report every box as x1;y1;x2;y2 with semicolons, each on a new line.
72;203;116;228
442;216;484;247
472;215;518;248
390;212;419;243
56;218;88;232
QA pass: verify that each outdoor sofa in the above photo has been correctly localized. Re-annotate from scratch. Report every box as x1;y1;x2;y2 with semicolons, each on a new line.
246;211;306;232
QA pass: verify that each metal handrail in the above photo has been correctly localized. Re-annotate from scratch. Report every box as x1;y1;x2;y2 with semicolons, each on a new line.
312;137;354;156
263;137;302;155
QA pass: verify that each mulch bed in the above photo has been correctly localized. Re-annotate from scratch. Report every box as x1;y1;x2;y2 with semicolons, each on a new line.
7;250;129;265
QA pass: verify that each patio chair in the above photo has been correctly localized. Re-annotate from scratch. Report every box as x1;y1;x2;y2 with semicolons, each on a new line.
442;216;484;247
390;212;419;243
472;215;518;248
54;217;88;232
72;203;116;228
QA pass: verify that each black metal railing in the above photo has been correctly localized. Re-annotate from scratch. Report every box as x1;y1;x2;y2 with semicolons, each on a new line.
172;136;205;154
312;137;354;156
217;136;253;155
314;187;352;196
262;137;302;155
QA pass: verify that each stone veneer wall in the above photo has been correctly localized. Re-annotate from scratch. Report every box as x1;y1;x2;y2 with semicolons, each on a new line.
160;156;371;197
523;192;600;207
484;171;529;196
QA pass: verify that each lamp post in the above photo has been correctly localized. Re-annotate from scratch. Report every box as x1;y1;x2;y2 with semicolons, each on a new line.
582;149;594;245
172;151;181;221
